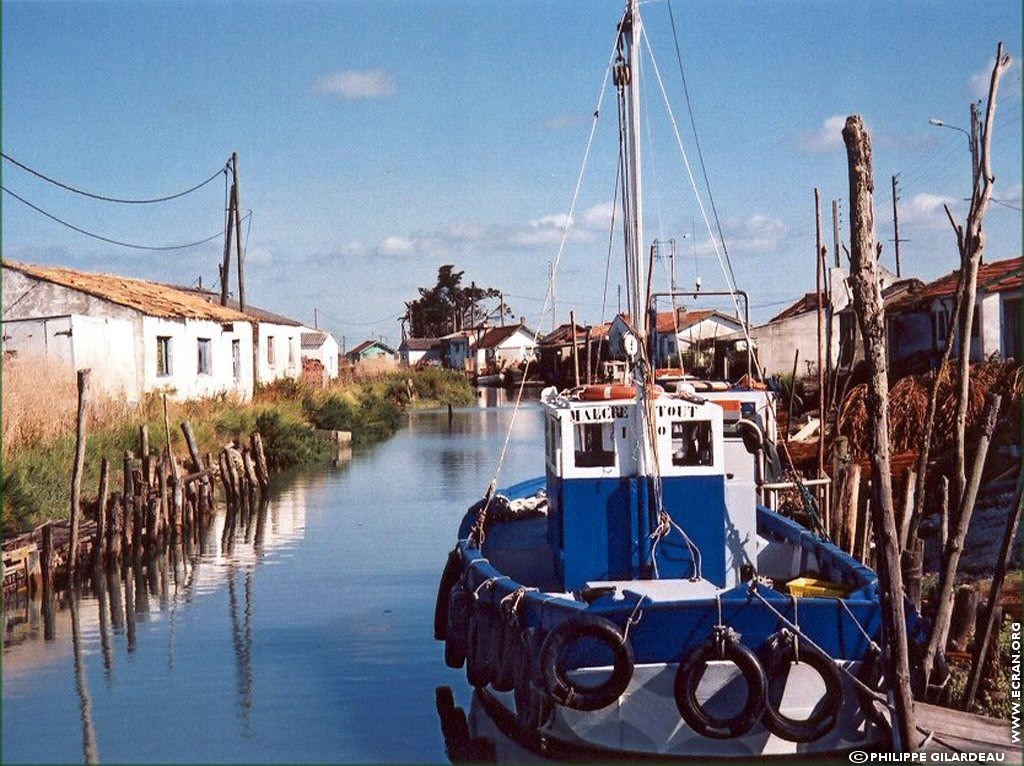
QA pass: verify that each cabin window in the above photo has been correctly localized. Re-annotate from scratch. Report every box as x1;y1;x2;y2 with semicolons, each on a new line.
156;336;172;377
671;420;714;466
197;338;212;375
546;417;561;465
574;422;615;468
232;340;241;381
267;336;276;368
289;337;297;366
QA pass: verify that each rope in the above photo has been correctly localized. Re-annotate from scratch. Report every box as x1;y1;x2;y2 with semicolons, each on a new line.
623;595;647;643
478;23;622;515
2;152;227;204
2;184;246;251
747;584;884;701
838;598;881;653
473;575;510;599
638;25;754;359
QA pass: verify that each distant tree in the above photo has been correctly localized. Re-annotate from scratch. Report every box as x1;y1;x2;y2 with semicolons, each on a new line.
404;265;510;337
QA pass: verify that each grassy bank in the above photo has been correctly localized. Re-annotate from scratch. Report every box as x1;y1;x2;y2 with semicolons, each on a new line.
1;363;473;534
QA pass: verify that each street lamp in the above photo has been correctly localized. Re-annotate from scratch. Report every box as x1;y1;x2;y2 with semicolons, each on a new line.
928;111;979;183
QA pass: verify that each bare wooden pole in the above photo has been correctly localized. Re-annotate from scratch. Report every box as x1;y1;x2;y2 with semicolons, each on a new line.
831;198;841;268
922;393;1002;686
95;458;110;570
786;349;799;444
963;472;1023;706
842;114;915;750
69;369;91;576
891;175;902;278
814;188;826;478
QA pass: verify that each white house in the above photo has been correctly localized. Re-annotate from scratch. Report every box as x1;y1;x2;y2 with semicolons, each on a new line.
475;323;538;372
652;308;745;367
299;329;340;378
177;287;305;385
2;260;256;401
886;255;1022;366
398;336;442;367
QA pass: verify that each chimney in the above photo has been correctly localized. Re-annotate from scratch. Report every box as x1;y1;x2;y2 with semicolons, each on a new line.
520;316;525;325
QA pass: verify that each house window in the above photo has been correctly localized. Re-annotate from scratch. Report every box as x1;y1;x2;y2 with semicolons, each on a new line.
289;337;296;366
156;336;172;377
971;305;980;339
232;340;241;381
671;420;714;467
197;338;212;375
573;422;615;468
267;336;276;368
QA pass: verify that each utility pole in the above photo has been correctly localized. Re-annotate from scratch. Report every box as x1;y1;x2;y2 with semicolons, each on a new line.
220;157;236;306
832;199;841;269
669;238;678;316
891;175;903;278
314;308;319;330
617;284;622;315
232;152;245;312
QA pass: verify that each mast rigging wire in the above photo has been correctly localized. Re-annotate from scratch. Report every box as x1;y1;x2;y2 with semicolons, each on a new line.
1;152;228;205
2;184;246;251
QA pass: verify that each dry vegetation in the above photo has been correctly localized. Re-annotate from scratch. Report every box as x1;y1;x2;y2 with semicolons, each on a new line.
838;361;1022;457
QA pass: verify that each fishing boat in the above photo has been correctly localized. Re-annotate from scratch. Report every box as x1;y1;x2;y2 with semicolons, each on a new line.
434;1;922;759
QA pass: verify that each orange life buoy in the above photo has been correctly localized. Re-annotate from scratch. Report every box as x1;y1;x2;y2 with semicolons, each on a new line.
580;384;637;401
655;367;686;378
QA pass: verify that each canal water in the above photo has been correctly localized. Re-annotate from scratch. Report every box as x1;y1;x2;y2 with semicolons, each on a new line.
2;388;542;764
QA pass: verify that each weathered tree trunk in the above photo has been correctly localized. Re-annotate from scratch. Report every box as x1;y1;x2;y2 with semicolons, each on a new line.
842;114;916;750
951;43;1011;506
922;393;1002;685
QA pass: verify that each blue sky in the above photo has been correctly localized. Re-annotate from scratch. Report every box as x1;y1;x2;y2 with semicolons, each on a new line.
3;0;1021;346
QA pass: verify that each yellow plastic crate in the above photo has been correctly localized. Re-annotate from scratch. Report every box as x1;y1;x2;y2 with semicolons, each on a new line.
786;577;855;599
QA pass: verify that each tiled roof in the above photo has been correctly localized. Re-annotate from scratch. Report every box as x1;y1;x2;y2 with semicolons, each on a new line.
174;285;304;326
888;256;1021;313
3;260;250;322
349;339;394;356
770;293;819;323
301;331;328;349
401;337;441;351
655;309;729;333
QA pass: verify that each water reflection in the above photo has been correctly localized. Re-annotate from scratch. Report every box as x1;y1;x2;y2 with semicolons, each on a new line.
3;401;546;763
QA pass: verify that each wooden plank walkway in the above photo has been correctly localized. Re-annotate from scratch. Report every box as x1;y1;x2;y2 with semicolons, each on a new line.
917;701;1019;758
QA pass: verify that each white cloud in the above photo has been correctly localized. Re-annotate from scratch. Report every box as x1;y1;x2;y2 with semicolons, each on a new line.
970;57;1020;99
902;192;957;225
799;115;848;153
312;69;397;100
694;214;789;256
378;235;414;256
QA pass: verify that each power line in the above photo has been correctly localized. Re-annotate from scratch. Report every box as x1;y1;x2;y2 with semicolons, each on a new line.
992;198;1022;212
1;152;228;204
2;184;244;251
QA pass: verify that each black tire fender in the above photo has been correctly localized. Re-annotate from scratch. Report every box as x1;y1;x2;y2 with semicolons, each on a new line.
514;630;551;730
760;631;844;743
492;614;519;692
466;603;500;687
674;628;768;740
539;615;634;712
444;582;472;669
434;549;461;641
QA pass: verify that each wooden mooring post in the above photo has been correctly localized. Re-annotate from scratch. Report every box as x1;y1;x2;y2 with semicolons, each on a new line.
69;369;90;578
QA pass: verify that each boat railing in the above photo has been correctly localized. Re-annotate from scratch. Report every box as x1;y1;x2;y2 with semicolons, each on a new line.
759;477;832;531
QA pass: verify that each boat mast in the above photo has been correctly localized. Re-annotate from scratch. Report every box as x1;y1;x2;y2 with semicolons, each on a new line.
624;0;645;343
